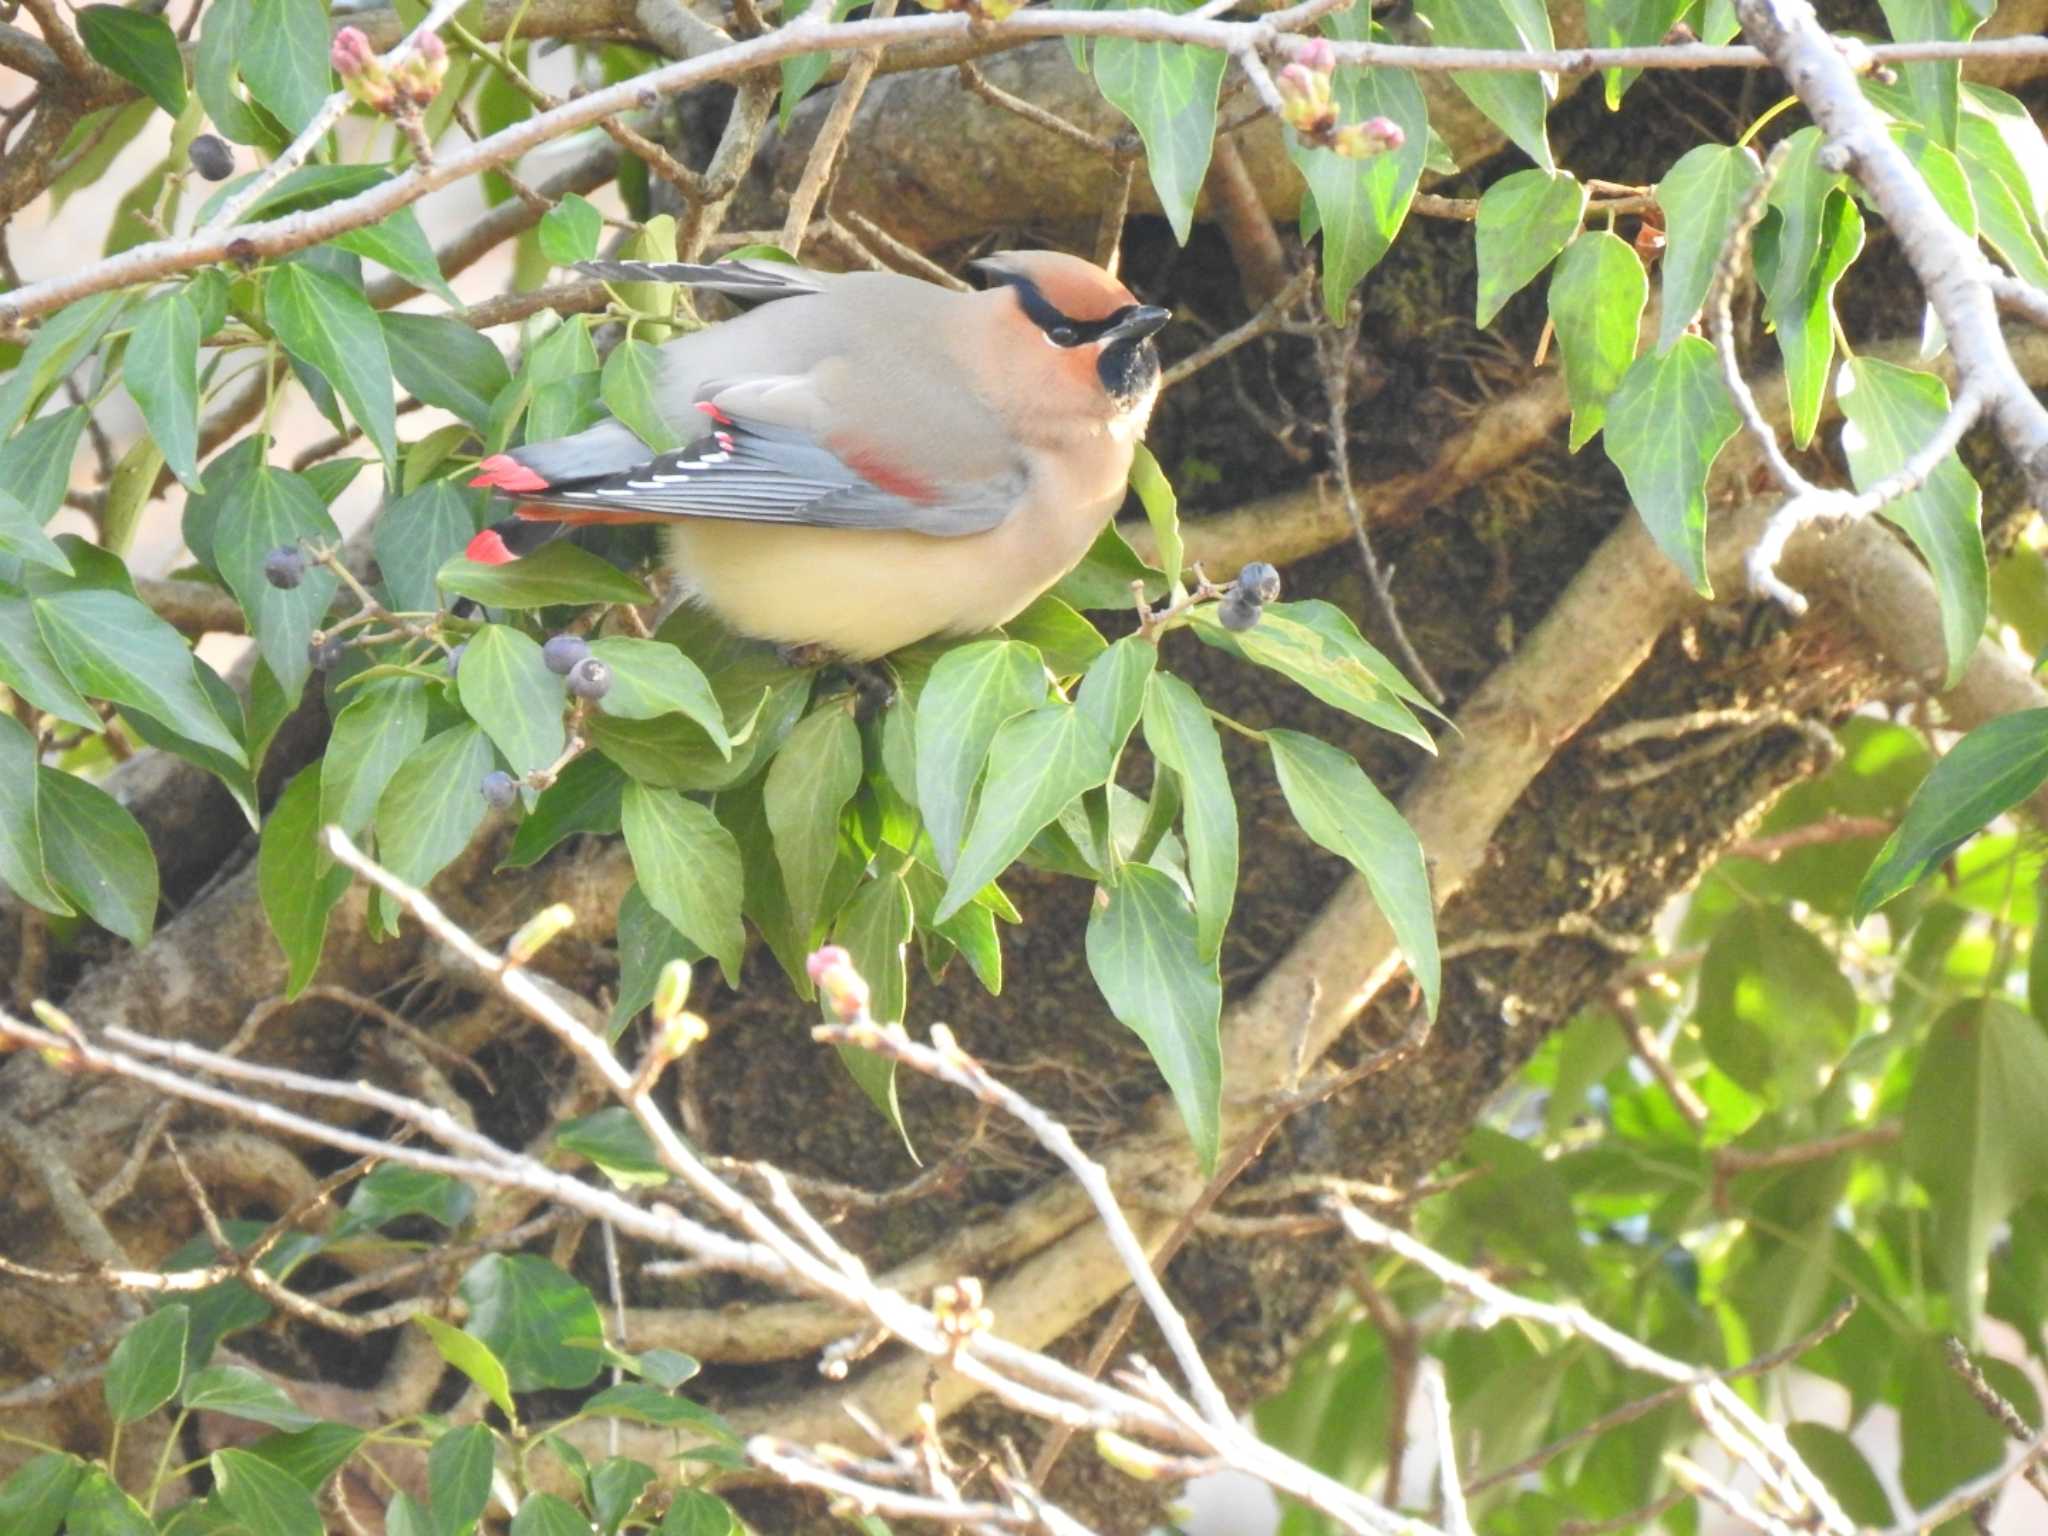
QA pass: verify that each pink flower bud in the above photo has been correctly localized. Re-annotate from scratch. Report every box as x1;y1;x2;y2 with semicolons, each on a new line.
1332;115;1405;158
807;946;871;1022
1296;38;1337;74
395;32;449;107
332;27;399;112
330;26;375;77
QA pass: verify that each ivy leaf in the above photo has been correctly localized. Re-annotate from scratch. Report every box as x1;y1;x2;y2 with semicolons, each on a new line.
914;639;1047;875
1474;170;1584;328
601;338;685;453
765;703;864;945
183;1366;316;1431
333;209;460;306
1768;191;1864;452
1093;11;1225;246
0;716;70;917
0;290;130;436
123;291;204;490
1127;444;1182;589
1086;863;1222;1172
1876;0;1987;147
538;194;602;267
213;465;342;705
0;581;96;731
1413;0;1555;172
382;314;512;433
78;6;188;115
1142;673;1236;962
832;874;915;1132
1906;999;2048;1339
0;487;72;576
321;679;430;838
1585;0;1690;106
1838;357;1984;686
457;625;565;784
1654;143;1762;352
242;0;332;134
34;584;250;758
1697;906;1857;1103
0;407;91;527
1602;334;1743;596
260;766;350;996
1856;709;2048;918
376;480;485;614
1547;231;1647;450
1290;54;1429;322
413;1317;516;1424
426;1423;495;1536
458;1254;604;1392
1267;729;1438;1017
37;766;157;948
0;1452;85;1536
66;1468;156;1536
621;780;745;981
265;263;398;473
374;725;499;890
503;752;626;872
1190;601;1434;750
437;543;652;608
777;0;861;129
213;1447;321;1536
334;1164;475;1238
104;1305;189;1423
938;703;1109;921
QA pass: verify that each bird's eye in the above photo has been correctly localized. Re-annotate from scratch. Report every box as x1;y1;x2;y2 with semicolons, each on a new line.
1047;325;1078;346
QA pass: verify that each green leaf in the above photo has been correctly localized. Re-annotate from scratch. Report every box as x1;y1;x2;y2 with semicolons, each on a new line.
104;1304;189;1423
1838;357;1985;687
0;714;71;916
539;193;603;266
242;0;331;133
0;1452;85;1536
601;337;684;453
511;1494;591;1536
215;465;342;704
832;876;914;1101
556;1106;666;1188
584;637;728;747
1547;231;1647;450
65;1468;154;1536
374;724;498;889
1093;15;1224;245
1076;635;1156;781
457;625;566;783
1475;171;1585;329
1002;594;1106;677
336;1164;475;1238
1785;1424;1894;1526
1898;1330;2004;1505
38;767;157;946
382;314;512;433
766;702;863;943
1586;0;1691;105
333;209;460;306
265;263;398;472
583;1384;733;1439
322;679;430;837
261;765;350;996
1086;863;1222;1171
245;1420;366;1492
1190;601;1433;750
1290;50;1429;321
778;0;861;129
1857;709;2048;917
939;703;1108;921
1877;0;1986;146
1127;444;1182;590
413;1315;516;1423
1761;128;1846;322
621;780;745;980
1907;999;2048;1339
182;1365;317;1431
458;1253;604;1392
1050;521;1164;611
1414;0;1555;172
590;1458;656;1534
0;290;130;436
1654;143;1762;351
0;407;91;527
1142;673;1236;962
78;6;188;115
123;290;204;490
427;1423;495;1536
1768;190;1864;451
213;1446;321;1536
1602;334;1743;595
437;542;652;608
1267;729;1438;1017
914;639;1047;875
503;751;626;871
660;1491;739;1536
377;480;485;613
0;581;97;730
1697;907;1857;1103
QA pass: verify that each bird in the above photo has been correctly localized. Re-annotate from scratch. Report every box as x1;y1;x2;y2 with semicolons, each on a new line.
467;249;1171;660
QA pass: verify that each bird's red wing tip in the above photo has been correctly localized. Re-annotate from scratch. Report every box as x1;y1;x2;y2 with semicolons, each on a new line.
470;454;551;494
465;527;517;565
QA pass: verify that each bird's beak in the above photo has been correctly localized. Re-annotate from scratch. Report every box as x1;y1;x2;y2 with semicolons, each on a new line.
1103;305;1172;343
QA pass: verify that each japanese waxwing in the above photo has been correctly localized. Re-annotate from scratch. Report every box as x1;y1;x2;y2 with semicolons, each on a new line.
467;250;1171;659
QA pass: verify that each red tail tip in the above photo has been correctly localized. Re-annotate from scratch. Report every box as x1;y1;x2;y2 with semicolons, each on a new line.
466;527;516;565
470;454;550;494
695;400;734;426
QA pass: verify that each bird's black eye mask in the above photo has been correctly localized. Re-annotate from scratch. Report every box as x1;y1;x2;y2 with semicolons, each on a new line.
976;269;1131;347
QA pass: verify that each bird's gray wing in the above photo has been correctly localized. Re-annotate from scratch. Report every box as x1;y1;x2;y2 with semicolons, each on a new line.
575;258;831;302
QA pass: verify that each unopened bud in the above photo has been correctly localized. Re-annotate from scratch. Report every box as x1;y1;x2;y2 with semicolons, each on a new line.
806;945;870;1022
394;31;448;108
932;1276;993;1344
1295;37;1336;74
331;27;399;112
506;902;575;965
1276;63;1337;139
1332;115;1405;159
1096;1431;1175;1481
651;958;693;1028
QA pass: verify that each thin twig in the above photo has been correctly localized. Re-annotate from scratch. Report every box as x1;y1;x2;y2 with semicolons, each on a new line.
781;0;899;255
